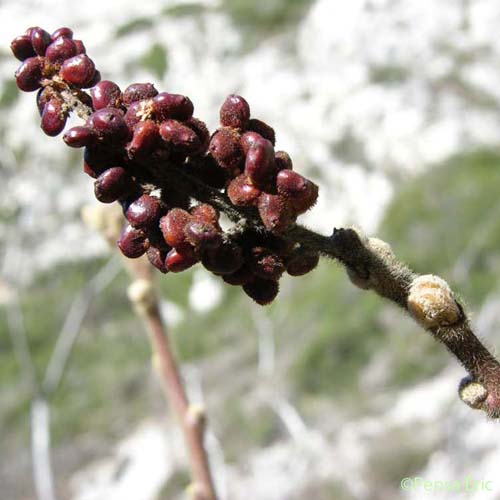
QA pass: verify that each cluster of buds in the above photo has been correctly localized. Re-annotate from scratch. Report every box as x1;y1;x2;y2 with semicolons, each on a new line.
12;26;99;136
11;26;320;305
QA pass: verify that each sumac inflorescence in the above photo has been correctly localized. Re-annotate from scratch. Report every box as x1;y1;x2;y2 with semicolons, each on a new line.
12;26;320;305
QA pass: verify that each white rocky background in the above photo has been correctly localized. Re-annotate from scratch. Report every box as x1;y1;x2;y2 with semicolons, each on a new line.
1;0;500;499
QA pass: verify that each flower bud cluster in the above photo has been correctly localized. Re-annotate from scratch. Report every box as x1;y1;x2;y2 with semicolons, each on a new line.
13;26;98;136
12;27;320;305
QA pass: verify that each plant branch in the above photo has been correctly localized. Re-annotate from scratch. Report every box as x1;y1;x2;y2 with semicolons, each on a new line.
64;86;500;419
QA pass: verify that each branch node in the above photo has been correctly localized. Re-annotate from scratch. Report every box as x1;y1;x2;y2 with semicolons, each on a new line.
186;404;207;431
458;375;488;410
127;279;156;315
407;274;462;329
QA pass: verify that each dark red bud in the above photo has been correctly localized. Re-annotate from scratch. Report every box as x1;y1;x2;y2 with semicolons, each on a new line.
118;225;148;258
249;247;285;280
124;100;149;130
45;37;77;63
122;82;158;105
257;193;294;233
286;248;320;276
240;131;263;154
15;56;44;92
220;94;250;129
184;221;222;249
165;246;198;273
41;99;67;136
91;80;122;110
126;194;162;229
201;242;243;275
185;117;210;153
127;120;159;158
152;92;194;121
248;118;275;145
209;128;243;174
190;204;220;227
51;27;73;40
87;108;129;144
30;27;51;55
146;246;169;273
245;138;275;187
160;208;193;248
94;167;134;203
275;150;293;171
10;35;36;61
227;174;261;207
60;54;95;86
243;278;279;305
159;119;201;153
73;39;86;54
276;169;318;214
63;126;96;148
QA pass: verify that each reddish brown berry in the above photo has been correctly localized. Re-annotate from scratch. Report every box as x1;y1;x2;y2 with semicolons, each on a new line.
248;118;275;145
10;35;36;61
286;248;320;276
243;278;279;305
258;193;294;233
64;126;96;148
245;138;275;187
209;128;243;175
45;37;77;63
122;83;158;105
227;174;261;207
51;27;73;40
249;247;285;280
160;208;192;248
126;194;162;229
146;246;169;273
118;224;148;258
184;221;222;250
94;167;134;203
30;27;51;55
275;151;293;171
41;99;67;136
201;242;243;275
91;80;122;110
190;204;220;227
159;119;201;154
220;94;250;129
276;169;318;214
127;120;159;158
152;92;193;121
60;54;95;86
165;246;198;273
87;108;129;144
15;56;44;91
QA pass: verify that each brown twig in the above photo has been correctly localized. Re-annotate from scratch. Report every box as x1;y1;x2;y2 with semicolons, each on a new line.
127;276;217;500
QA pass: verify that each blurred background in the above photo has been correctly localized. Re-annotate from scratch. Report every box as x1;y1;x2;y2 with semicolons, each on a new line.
1;0;500;499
